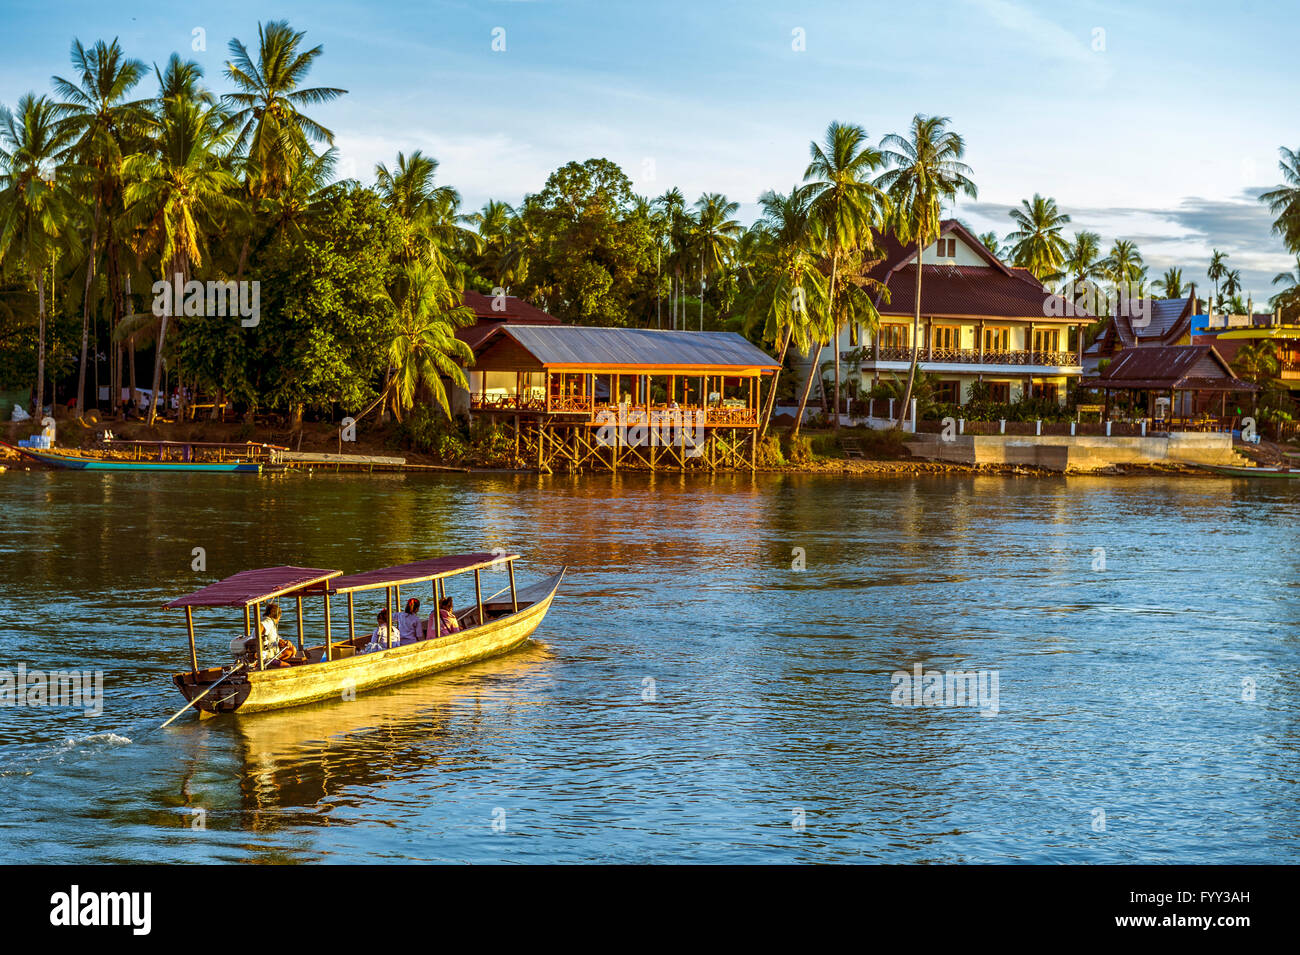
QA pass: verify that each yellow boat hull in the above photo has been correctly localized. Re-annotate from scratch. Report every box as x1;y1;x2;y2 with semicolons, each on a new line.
174;573;561;717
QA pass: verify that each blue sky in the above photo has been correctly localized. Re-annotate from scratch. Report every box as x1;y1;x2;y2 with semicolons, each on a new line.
2;0;1296;302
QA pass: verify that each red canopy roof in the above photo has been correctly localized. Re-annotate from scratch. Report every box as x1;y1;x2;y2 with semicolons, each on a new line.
164;566;342;609
329;553;519;594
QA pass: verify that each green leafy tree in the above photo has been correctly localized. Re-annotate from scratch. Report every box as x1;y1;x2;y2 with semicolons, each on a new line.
0;94;77;417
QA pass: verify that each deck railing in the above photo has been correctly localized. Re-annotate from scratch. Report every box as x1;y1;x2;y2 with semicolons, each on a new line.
863;346;1079;366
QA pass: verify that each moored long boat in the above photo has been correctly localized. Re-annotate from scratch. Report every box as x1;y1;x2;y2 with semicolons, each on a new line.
166;554;563;718
2;441;261;472
1201;463;1300;478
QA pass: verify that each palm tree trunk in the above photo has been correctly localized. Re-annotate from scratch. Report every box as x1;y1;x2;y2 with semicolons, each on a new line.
34;272;47;420
897;238;924;429
148;256;183;426
829;250;840;432
76;204;101;418
792;342;823;438
759;328;792;441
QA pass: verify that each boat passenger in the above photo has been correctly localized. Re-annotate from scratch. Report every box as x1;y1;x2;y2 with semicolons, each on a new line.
361;610;397;653
396;597;422;645
226;603;296;667
435;597;461;635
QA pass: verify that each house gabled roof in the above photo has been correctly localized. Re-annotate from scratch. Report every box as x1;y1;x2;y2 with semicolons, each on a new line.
457;292;562;350
864;219;1088;323
1085;295;1196;356
472;324;780;373
1078;344;1256;392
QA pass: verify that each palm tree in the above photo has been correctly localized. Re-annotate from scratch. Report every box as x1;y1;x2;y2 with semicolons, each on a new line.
690;191;742;328
1061;230;1103;307
385;261;475;420
121;95;238;424
1270;256;1300;318
375;150;468;275
1234;340;1279;415
223;20;345;200
744;187;828;439
803;121;886;430
470;199;518;287
1260;146;1300;254
1005;194;1070;281
0;94;77;418
53;37;150;415
1223;268;1242;302
255;145;341;250
1153;267;1184;298
874;114;976;428
977;231;1001;256
1207;249;1228;305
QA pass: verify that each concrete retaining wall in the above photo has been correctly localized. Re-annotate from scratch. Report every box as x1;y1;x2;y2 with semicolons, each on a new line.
906;432;1246;472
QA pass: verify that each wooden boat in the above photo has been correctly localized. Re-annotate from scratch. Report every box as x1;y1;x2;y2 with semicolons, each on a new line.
2;441;261;473
166;553;563;718
1201;464;1300;478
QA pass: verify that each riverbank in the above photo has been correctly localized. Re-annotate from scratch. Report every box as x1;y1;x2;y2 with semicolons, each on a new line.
2;414;1287;477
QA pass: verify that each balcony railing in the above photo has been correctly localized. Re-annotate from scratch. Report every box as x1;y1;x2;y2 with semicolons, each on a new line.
862;346;1080;367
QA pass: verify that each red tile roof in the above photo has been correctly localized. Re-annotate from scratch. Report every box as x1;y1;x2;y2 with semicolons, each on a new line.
458;292;561;350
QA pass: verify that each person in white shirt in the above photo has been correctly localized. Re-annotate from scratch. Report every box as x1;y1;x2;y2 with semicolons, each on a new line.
361;609;398;653
229;603;293;667
395;598;423;645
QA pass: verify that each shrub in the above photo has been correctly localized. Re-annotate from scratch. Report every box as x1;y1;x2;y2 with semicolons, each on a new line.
783;432;814;466
755;434;785;467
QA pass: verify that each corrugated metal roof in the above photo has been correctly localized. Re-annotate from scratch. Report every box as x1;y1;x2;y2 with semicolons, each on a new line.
1078;345;1256;391
331;553;518;594
479;325;781;370
164;566;342;609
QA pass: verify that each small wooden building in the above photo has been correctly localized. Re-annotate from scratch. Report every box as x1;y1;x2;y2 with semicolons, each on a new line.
1078;344;1257;428
468;324;780;472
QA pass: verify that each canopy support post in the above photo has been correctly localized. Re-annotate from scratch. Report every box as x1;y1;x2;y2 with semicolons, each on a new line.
295;595;304;652
474;569;484;629
508;560;518;614
254;602;264;671
323;593;332;660
347;592;355;643
387;587;393;649
185;606;198;675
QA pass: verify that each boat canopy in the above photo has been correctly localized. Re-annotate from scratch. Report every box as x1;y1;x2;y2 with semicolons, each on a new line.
329;553;519;594
163;566;342;609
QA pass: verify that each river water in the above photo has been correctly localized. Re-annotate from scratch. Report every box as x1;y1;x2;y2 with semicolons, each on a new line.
0;469;1295;863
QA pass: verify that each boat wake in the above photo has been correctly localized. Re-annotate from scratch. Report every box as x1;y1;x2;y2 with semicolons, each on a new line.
0;732;132;777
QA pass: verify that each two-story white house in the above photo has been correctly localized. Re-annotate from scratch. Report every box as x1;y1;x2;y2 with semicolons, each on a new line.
800;219;1091;409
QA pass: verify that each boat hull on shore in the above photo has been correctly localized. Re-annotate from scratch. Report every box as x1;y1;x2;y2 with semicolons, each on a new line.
173;571;563;716
2;442;260;472
1201;464;1300;478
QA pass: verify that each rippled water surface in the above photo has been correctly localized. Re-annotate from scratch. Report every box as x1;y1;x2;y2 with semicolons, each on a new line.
0;469;1296;863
